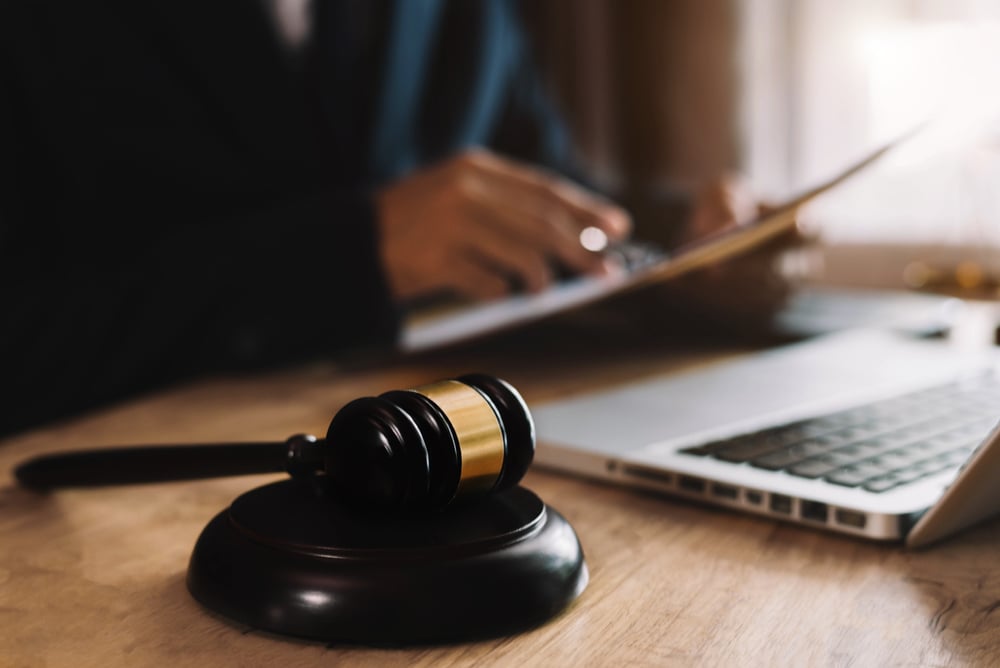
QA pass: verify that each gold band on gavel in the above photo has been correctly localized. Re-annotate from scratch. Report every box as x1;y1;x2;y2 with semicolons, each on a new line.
412;380;506;497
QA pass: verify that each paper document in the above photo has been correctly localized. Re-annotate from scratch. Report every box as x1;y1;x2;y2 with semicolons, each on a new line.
401;136;904;353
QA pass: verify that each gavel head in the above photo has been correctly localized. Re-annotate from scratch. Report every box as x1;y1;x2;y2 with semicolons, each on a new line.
321;374;535;511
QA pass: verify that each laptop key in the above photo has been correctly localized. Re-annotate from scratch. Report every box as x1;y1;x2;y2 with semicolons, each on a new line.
832;437;900;460
787;453;859;479
701;426;818;462
866;449;925;470
825;462;892;487
714;440;787;463
753;435;860;469
863;473;906;493
750;448;811;470
860;451;970;493
681;439;738;457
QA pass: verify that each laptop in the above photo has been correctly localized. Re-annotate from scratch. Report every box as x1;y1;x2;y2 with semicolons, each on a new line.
532;328;1000;547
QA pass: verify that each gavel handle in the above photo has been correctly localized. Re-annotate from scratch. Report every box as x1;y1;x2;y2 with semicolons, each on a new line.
14;442;294;489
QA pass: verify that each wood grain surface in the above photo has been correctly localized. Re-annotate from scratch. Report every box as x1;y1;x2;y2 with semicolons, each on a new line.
2;313;999;667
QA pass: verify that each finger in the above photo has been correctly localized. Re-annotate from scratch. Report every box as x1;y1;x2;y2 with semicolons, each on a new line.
723;177;759;226
460;221;553;293
463;193;610;277
454;150;632;240
543;179;632;240
448;257;513;301
537;207;617;275
690;176;759;238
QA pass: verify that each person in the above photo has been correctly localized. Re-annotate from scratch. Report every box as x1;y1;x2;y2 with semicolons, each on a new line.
0;0;784;436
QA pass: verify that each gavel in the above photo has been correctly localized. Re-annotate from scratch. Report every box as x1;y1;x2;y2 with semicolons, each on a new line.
14;374;535;512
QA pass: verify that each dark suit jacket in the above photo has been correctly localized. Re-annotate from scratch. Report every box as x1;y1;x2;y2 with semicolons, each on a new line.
0;0;576;434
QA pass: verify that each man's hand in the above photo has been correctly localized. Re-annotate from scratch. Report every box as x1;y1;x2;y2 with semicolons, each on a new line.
376;149;631;302
663;174;808;329
685;174;760;242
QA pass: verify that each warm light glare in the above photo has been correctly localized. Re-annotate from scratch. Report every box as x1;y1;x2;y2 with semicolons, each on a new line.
744;5;1000;256
860;22;1000;144
806;19;1000;251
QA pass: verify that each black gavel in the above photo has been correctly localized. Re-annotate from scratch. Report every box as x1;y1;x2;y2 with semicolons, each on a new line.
14;374;535;512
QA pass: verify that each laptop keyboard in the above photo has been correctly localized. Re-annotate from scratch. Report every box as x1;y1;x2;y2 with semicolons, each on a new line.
606;240;667;273
680;373;1000;493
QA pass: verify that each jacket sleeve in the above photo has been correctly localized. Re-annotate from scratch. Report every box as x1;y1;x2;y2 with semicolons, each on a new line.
484;1;587;185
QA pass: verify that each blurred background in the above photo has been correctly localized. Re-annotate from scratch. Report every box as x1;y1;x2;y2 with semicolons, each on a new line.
522;0;1000;295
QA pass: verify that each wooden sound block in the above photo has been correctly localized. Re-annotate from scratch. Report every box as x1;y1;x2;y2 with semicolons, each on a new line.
186;480;588;645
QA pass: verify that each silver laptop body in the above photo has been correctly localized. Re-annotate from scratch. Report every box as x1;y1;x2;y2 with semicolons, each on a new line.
533;329;1000;546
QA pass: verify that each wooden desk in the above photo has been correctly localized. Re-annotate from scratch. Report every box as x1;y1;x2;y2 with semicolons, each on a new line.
2;318;999;666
